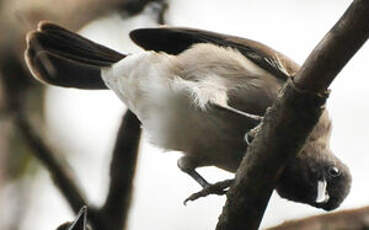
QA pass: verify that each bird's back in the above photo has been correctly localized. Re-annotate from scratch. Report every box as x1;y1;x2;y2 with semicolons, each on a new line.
102;43;285;171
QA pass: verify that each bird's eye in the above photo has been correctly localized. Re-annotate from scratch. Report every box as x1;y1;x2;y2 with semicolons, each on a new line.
328;166;341;177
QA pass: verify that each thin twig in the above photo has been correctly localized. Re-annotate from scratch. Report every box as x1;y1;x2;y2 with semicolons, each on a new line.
216;1;369;229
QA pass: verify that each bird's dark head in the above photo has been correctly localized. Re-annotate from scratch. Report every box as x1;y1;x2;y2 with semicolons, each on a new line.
276;111;351;211
276;143;351;211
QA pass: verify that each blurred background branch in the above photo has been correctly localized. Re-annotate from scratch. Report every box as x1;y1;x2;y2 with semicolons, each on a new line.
100;111;141;230
14;113;87;214
0;0;167;229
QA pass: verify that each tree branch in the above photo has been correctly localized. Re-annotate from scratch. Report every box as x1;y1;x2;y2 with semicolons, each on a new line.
267;206;369;230
4;1;168;229
14;114;87;214
100;110;141;230
216;1;369;229
295;0;369;93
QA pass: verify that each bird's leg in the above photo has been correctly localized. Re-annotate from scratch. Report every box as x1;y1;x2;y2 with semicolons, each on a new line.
177;156;211;188
214;104;263;122
223;106;263;122
181;114;264;204
178;156;234;204
183;179;234;204
212;103;264;145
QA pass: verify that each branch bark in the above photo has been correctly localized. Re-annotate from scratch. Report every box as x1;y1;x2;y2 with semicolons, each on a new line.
267;206;369;230
216;1;369;229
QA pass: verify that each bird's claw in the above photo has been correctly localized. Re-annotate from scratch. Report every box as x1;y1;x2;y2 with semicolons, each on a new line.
183;179;234;205
244;121;263;145
245;132;254;145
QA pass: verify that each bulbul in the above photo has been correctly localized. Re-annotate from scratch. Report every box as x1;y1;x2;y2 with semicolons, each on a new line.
25;21;351;211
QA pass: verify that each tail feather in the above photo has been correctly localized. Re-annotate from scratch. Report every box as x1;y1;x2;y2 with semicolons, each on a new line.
29;50;107;89
36;22;125;65
25;21;126;89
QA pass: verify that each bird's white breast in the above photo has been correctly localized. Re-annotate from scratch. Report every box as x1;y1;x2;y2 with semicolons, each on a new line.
101;51;202;151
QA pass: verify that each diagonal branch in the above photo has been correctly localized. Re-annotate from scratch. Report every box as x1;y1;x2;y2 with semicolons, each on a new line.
14;114;87;214
15;108;141;230
216;1;369;229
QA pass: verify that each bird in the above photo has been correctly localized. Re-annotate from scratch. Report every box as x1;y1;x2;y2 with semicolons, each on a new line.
25;21;351;211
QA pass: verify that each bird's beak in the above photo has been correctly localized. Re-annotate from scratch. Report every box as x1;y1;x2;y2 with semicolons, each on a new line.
316;179;330;203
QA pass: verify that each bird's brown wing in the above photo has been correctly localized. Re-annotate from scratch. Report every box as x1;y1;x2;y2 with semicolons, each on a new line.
130;27;300;81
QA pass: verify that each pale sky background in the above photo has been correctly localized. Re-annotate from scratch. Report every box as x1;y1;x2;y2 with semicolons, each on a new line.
4;0;369;229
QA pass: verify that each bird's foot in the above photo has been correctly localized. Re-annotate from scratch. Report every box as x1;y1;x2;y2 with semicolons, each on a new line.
183;179;234;205
245;121;263;145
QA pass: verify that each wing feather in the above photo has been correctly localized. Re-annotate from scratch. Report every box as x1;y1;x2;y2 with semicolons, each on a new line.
130;27;299;80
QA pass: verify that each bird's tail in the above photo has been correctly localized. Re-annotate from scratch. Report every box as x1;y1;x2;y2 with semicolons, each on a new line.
25;21;126;89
